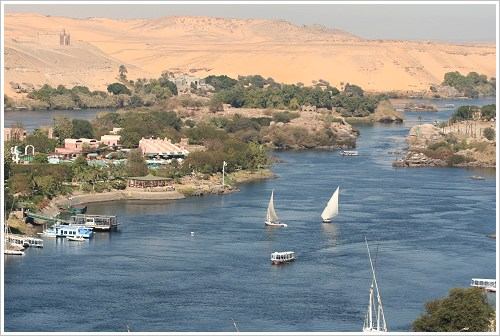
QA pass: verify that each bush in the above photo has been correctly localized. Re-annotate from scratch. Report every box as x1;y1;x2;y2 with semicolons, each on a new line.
483;127;495;140
272;111;299;123
447;154;467;166
107;83;131;95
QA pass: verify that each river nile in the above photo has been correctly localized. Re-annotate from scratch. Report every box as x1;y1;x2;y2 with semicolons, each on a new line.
3;98;496;332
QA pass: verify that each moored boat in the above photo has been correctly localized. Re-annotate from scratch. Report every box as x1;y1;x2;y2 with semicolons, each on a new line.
67;235;86;242
470;278;496;292
265;190;287;227
55;224;93;238
321;187;339;223
271;251;295;265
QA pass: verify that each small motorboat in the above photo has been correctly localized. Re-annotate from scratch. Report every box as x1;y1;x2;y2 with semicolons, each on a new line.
340;150;359;156
4;249;25;256
470;176;485;180
67;235;85;242
271;251;296;265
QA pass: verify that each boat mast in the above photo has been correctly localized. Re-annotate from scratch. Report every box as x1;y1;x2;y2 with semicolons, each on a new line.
365;237;387;332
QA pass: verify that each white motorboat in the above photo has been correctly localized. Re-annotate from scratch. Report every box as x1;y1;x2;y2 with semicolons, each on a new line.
470;278;496;292
341;150;359;156
265;190;287;227
67;235;85;242
321;187;339;223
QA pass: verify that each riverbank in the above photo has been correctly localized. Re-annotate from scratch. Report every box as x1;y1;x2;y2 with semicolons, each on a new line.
38;169;275;215
393;122;496;168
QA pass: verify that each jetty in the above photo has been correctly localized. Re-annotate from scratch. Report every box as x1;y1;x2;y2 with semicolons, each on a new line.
25;211;118;231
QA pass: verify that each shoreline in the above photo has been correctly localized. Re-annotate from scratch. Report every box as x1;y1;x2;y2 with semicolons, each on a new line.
41;168;275;214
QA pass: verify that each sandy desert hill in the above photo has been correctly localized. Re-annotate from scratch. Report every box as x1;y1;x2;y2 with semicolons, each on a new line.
4;13;496;96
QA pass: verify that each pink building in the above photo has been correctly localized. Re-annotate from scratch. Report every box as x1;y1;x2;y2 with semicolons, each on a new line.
138;137;189;157
55;138;100;155
100;134;121;147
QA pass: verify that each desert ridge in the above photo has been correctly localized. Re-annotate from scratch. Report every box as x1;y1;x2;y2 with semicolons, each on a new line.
4;13;496;95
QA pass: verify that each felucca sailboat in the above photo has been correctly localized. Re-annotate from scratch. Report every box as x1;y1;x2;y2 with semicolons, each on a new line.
321;187;339;223
363;238;387;333
265;190;287;227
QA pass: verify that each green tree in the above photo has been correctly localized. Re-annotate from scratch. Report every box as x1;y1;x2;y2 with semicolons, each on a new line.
32;153;48;164
127;149;148;177
53;116;73;145
107;82;131;95
481;104;496;120
412;287;494;332
24;130;57;154
72;119;95;139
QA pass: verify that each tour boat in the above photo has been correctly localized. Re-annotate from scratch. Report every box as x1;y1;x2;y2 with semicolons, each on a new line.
341;150;359;156
265;190;287;227
470;278;496;292
321;187;339;223
363;238;388;333
271;251;295;265
55;224;93;238
67;235;86;242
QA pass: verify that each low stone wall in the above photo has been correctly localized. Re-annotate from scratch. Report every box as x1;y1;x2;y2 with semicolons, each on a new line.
57;190;185;207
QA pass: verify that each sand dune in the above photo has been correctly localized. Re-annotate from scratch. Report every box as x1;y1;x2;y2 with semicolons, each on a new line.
4;13;496;96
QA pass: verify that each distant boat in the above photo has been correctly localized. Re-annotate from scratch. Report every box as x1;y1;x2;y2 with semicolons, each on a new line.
341;150;359;156
470;176;485;180
67;235;85;242
321;187;339;223
363;238;388;333
444;103;455;108
265;190;287;227
271;251;295;265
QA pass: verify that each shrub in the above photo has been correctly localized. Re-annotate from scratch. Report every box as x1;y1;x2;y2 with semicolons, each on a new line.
483;127;495;141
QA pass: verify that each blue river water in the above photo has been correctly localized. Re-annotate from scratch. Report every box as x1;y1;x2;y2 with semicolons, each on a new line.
3;98;497;332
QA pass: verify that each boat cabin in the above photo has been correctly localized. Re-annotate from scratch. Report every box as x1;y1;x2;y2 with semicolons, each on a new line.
470;278;496;292
271;251;296;264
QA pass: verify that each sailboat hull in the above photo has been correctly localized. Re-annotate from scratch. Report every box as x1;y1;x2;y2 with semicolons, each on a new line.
322;219;332;223
265;221;288;228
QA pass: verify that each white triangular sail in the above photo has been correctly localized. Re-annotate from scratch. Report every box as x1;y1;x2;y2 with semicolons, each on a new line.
321;187;339;221
363;238;387;333
266;190;279;223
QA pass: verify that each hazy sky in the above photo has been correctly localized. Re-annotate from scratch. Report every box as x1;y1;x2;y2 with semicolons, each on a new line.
4;2;497;42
